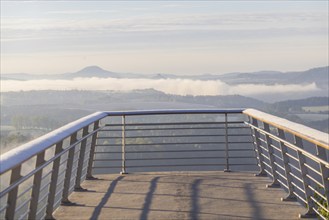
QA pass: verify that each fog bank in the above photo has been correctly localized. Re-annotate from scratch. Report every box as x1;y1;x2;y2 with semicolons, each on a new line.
1;77;320;97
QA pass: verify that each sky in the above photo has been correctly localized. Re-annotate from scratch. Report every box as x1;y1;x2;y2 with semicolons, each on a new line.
1;1;328;75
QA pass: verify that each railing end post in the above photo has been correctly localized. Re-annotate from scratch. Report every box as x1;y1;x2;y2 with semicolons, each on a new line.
86;175;99;180
298;211;317;218
254;171;267;177
74;186;88;192
266;183;280;188
281;195;297;202
120;170;128;175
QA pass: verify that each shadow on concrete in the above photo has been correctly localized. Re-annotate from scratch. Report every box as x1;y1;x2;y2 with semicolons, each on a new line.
90;176;124;220
244;183;263;220
139;176;160;220
190;178;202;220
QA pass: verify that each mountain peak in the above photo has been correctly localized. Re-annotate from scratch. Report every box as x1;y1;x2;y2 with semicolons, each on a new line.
76;66;107;74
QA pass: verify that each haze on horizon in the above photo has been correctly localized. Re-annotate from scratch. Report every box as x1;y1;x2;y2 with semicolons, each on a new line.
1;1;328;75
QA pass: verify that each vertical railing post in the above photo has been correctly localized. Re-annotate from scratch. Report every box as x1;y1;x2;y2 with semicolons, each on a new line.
316;145;329;210
5;165;22;220
224;113;230;172
28;151;46;219
295;135;316;218
46;141;63;219
277;129;296;201
75;126;89;191
263;123;280;188
120;115;127;174
250;117;266;176
61;132;77;205
87;121;99;180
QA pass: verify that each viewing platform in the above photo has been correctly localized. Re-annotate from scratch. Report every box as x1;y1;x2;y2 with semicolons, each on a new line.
53;171;305;220
0;109;328;220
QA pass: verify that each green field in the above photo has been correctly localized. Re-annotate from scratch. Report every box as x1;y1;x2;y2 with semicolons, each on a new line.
302;105;329;113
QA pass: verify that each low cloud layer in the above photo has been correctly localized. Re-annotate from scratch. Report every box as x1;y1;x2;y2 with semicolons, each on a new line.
1;77;320;97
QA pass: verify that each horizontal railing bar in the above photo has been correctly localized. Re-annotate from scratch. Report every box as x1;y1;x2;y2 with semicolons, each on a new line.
289;172;303;184
98;134;227;139
269;144;282;152
41;170;53;181
106;109;244;116
310;196;329;212
99;126;249;132
38;192;50;203
306;174;324;188
53;199;62;210
18;211;29;220
97;134;252;139
275;170;287;180
39;181;51;193
69;184;76;193
292;191;307;204
257;137;267;144
15;198;32;212
59;158;68;166
272;153;283;161
303;163;322;176
263;168;273;177
96;141;252;147
100;127;223;132
16;185;34;200
93;155;255;162
261;160;272;169
36;202;48;217
288;163;302;173
94;148;254;154
312;207;327;220
277;178;288;189
105;121;244;127
291;181;305;193
273;161;285;171
285;152;299;162
93;163;256;169
96;142;225;146
256;144;269;153
54;188;64;198
56;177;65;189
260;153;270;162
308;185;327;201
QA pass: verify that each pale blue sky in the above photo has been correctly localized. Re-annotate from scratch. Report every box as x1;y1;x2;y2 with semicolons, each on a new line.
1;1;328;74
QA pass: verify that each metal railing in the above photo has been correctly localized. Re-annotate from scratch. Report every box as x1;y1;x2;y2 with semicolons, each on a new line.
0;109;328;219
244;109;329;219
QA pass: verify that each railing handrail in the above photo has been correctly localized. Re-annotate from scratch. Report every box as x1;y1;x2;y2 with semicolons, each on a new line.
0;112;108;174
105;109;244;116
243;108;329;150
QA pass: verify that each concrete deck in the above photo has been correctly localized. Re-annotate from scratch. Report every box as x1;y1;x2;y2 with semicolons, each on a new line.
54;171;306;220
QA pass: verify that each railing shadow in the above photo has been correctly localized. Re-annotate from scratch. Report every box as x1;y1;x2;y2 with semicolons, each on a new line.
190;178;202;220
244;183;263;220
90;176;125;220
139;176;160;220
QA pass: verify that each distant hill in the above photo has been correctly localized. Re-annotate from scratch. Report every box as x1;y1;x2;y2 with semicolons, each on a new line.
60;66;120;79
217;66;329;88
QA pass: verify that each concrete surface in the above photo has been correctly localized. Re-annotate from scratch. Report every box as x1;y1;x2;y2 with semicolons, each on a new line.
54;171;306;220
